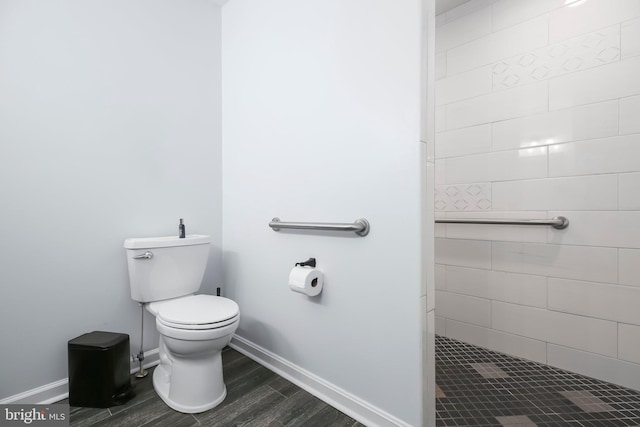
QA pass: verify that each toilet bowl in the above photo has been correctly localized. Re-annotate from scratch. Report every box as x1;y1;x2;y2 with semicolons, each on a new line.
147;294;239;413
124;235;240;413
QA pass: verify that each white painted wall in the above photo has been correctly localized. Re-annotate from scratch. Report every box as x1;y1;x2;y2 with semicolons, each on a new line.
0;0;222;401
221;0;424;425
435;0;640;390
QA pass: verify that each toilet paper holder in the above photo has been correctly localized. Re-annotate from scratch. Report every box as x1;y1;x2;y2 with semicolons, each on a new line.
295;257;316;268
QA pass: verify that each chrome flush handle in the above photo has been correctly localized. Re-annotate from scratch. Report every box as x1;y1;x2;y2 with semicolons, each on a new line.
133;251;153;260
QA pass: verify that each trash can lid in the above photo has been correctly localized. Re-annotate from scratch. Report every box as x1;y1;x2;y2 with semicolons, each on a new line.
68;331;129;350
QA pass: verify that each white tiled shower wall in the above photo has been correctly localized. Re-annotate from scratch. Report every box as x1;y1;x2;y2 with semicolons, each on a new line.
434;0;640;390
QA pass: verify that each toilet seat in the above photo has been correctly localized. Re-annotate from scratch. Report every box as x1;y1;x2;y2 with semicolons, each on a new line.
157;315;239;331
149;294;239;331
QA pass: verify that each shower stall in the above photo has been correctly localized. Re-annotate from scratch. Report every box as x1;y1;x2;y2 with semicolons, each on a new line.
433;0;640;424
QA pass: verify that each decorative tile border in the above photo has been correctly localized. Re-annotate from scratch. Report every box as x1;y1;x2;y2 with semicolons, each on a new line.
493;25;621;91
435;183;491;211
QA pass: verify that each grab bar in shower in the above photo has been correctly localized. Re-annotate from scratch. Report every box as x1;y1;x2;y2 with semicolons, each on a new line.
435;216;569;230
269;217;370;236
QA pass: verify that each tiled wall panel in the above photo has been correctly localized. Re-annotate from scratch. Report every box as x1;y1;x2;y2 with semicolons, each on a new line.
436;0;640;391
443;0;497;24
436;7;492;53
549;57;640;110
622;18;640;59
547;211;640;248
434;315;446;335
548;278;640;325
548;134;640;177
487;270;547;308
549;0;640;43
446;81;548;130
620;95;640;135
435;52;447;80
491;100;618;151
492;175;618;211
436;66;492;106
492;0;566;31
435;264;446;290
619;323;640;364
547;344;640;391
446;15;548;75
492;242;617;283
492;301;617;357
436;290;491;327
444;266;490;298
435;124;491;159
445;147;547;184
435;238;491;269
619;249;640;287
435;106;446;132
441;265;547;308
434;159;446;185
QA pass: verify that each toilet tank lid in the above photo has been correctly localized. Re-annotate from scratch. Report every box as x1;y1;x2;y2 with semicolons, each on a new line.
124;234;210;249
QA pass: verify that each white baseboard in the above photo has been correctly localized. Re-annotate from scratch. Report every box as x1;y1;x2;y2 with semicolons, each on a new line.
0;379;70;405
0;348;160;405
229;335;412;427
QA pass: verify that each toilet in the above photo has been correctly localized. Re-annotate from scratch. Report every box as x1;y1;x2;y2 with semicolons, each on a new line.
124;234;239;414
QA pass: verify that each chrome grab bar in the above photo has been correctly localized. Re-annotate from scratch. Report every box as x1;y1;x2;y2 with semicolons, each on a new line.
269;217;370;236
132;251;154;260
435;216;569;230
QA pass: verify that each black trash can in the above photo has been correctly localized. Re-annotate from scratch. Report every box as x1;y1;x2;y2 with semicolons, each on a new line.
68;331;134;407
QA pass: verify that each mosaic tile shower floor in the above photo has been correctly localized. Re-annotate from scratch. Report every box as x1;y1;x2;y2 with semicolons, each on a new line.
436;335;640;427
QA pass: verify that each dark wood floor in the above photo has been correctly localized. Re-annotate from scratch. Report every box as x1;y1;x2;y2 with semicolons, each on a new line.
60;347;363;427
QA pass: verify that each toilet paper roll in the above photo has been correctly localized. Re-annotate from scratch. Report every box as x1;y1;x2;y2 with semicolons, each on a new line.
288;266;324;297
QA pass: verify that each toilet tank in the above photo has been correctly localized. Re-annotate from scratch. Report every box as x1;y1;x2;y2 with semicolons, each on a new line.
124;235;211;303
